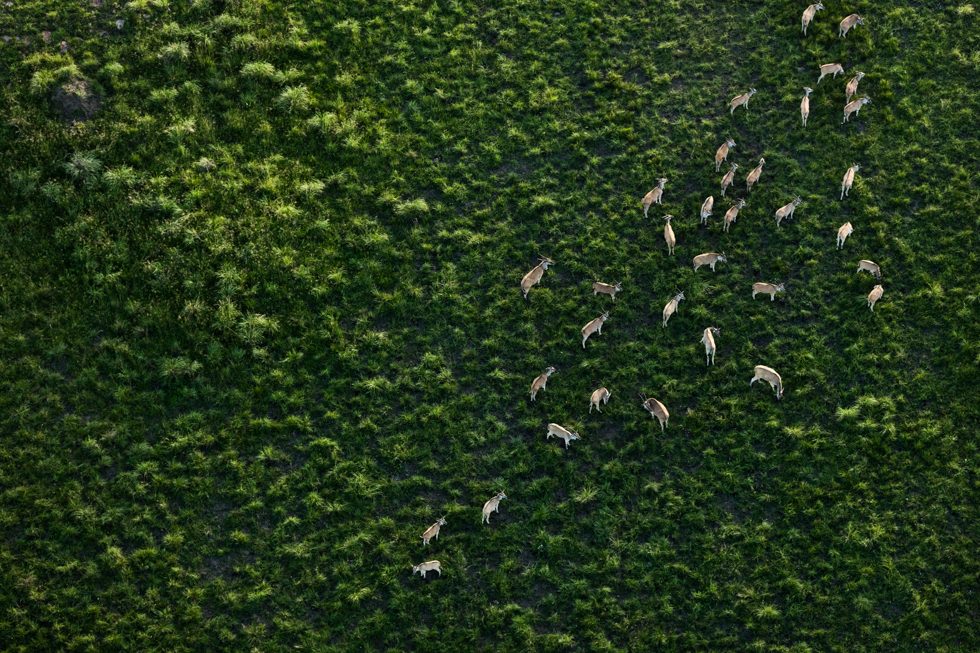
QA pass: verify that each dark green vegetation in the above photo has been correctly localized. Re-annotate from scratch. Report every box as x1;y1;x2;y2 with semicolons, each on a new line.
1;0;978;650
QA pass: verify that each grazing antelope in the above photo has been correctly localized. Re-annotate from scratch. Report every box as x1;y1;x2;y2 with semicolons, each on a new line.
581;311;609;348
720;163;739;196
521;256;553;299
701;327;720;366
723;200;745;233
421;517;447;546
842;97;871;124
730;88;757;114
412;560;442;578
639;394;669;432
529;366;556;402
774;197;802;226
715;138;735;171
693;252;727;272
547;423;581;449
746;158;766;192
752;281;785;301
867;284;884;311
839;13;864;38
589;387;611;413
663;215;676;255
700;196;714;225
801;87;813;127
642;178;667;218
841;164;860;199
817;63;844;83
845;72;865;103
857;259;881;279
481;491;507;524
593;281;623;301
750;365;784;400
836;222;853;249
802;3;825;35
662;291;685;327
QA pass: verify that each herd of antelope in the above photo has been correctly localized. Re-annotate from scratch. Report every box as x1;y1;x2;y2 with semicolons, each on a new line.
413;4;884;580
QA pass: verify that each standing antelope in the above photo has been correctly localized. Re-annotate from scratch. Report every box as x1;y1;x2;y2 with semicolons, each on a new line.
642;178;667;218
547;423;581;449
700;196;714;225
529;366;556;402
857;259;881;279
581;311;609;348
841;164;860;199
801;87;813;127
481;491;507;524
589;387;611;413
723;200;745;233
662;291;685;327
701;327;720;366
774;197;802;226
639;394;670;432
842;97;871;123
663;215;676;255
593;281;623;301
730;88;757;114
720;163;739;196
750;365;784;399
836;222;853;249
845;72;865;103
867;284;884;311
412;560;442;578
802;3;825;35
715;138;735;171
521;257;554;299
421;517;447;546
818;63;844;83
752;281;785;301
840;13;864;38
746;158;765;192
693;252;727;272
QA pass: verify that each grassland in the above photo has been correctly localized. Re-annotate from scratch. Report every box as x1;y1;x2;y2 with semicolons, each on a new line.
0;0;978;651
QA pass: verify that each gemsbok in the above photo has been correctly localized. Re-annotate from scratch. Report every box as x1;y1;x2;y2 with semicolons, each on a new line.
662;291;685;327
481;491;507;524
818;63;844;83
693;252;727;272
701;327;720;366
839;13;864;38
412;560;442;578
663;215;676;255
547;423;581;449
857;259;881;279
842;97;871;123
775;197;802;226
723;200;745;233
746;158;766;192
802;3;825;35
529;366;556;402
639;394;670;432
750;365;784;399
801;87;813;127
752;281;785;301
421;517;447;546
730;88;757;114
589;387;611;413
521;256;553;299
841;164;860;199
867;284;884;311
845;72;865;103
642;178;667;218
593;281;623;301
715;138;736;171
700;196;714;224
581;311;609;348
720;163;739;196
836;222;853;249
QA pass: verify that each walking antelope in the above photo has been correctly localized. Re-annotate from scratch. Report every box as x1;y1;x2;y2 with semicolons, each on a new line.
723;200;745;233
746;158;766;192
845;72;865;103
642;178;667;218
412;560;442;578
547;423;581;449
581;311;609;348
867;284;884;311
842;97;871;123
801;87;813;127
775;197;802;226
752;282;785;301
421;517;447;546
857;259;881;279
701;327;720;366
715;138;736;171
663;215;676;255
750;365;784;400
529;366;556;401
639;394;670;432
730;88;757;114
840;13;864;38
818;63;844;83
694;252;727;272
481;491;507;524
720;163;739;196
841;164;860;199
802;3;825;35
836;222;853;249
593;281;623;301
521;256;554;299
589;387;611;413
662;291;685;327
700;196;714;224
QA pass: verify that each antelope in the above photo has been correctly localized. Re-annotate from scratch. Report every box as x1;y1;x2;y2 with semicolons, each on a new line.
842;97;871;124
836;222;853;249
700;196;714;225
750;365;784;400
663;215;676;255
593;281;623;301
802;3;825;35
521;256;553;299
730;88;757;114
662;291;684;327
547;423;581;449
867;284;884;311
642;178;667;218
589;387;611;413
412;560;442;578
746;158;766;192
481;491;507;524
720;163;738;196
840;13;864;38
715;138;735;171
421;517;447;546
818;63;844;83
841;164;860;199
752;281;785;301
693;252;727;272
801;87;813;127
857;259;881;279
639;394;669;432
845;72;865;103
701;327;720;366
529;366;556;402
581;311;609;348
723;200;745;233
774;197;802;226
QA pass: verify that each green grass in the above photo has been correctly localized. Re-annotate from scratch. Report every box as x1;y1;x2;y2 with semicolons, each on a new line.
1;1;977;651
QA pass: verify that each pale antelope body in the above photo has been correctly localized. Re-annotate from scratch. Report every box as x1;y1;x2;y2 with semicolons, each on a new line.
481;491;507;524
842;97;871;123
700;196;714;225
640;394;670;432
775;197;802;226
421;517;447;546
867;284;884;311
845;72;865;103
521;257;553;299
593;281;623;301
581;311;609;348
413;560;442;577
547;422;581;449
746;158;766;192
701;327;720;366
720;163;739;196
529;366;556;402
589;387;611;413
750;365;784;399
723;200;745;233
857;259;881;279
662;291;685;327
693;252;727;272
730;88;757;114
818;63;844;83
836;222;853;249
839;13;864;38
642;178;667;218
663;215;676;255
801;87;813;127
752;282;785;301
715;138;736;171
802;3;825;35
841;164;860;199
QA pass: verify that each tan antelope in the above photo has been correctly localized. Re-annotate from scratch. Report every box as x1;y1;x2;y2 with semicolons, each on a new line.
746;158;765;192
867;284;884;311
662;291;685;327
521;256;554;299
750;365;784;399
730;88;757;114
639;394;670;432
715;138;736;171
818;63;844;83
720;163;739;196
840;13;864;38
841;163;860;199
802;3;825;35
701;327;720;366
663;215;676;255
857;259;881;279
723;200;745;233
775;197;802;226
581;311;609;348
589;387;611;413
412;560;442;578
694;252;727;271
836;222;854;249
845;72;865;102
642;178;667;218
752;281;785;301
593;281;623;301
481;491;507;524
842;97;871;123
547;423;581;449
700;196;714;225
529;366;556;402
421;517;447;546
801;87;813;127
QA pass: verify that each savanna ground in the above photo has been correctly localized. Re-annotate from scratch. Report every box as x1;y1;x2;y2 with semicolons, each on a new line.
0;1;978;651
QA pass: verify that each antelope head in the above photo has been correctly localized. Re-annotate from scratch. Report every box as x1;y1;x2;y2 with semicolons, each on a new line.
727;138;736;148
803;86;813;96
852;163;861;172
815;2;825;10
736;199;746;208
757;157;766;166
748;87;757;96
718;252;727;262
539;256;554;269
855;71;865;81
730;162;739;171
709;326;720;335
497;491;507;500
658;177;668;188
860;97;871;105
545;366;556;375
663;214;673;223
793;197;802;206
776;283;786;292
856;15;865;25
674;291;685;302
614;282;623;292
437;516;447;526
601;311;610;321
